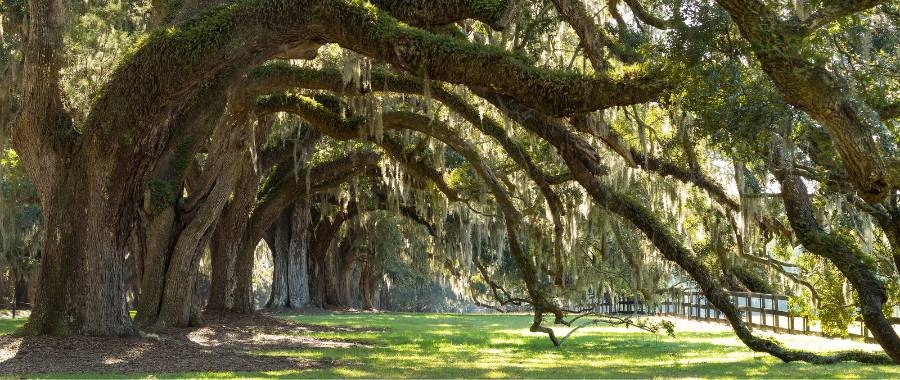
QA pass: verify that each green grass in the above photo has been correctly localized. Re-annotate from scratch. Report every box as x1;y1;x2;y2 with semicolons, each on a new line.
0;317;25;335
2;313;899;378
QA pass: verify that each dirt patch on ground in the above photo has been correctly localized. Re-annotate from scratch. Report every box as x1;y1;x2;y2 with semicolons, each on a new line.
0;312;364;375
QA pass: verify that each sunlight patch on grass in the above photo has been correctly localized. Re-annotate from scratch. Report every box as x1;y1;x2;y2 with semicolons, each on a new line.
5;313;900;378
332;367;374;377
0;317;26;334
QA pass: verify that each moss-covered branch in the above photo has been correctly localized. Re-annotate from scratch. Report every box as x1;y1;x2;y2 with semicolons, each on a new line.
267;94;569;334
486;92;893;364
770;134;900;363
715;0;895;203
371;0;518;30
793;0;887;36
550;0;641;67
247;62;571;286
616;0;681;30
315;0;665;116
249;150;383;243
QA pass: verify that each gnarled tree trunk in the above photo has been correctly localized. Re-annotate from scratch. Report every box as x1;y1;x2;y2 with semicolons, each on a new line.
307;211;348;308
266;200;312;309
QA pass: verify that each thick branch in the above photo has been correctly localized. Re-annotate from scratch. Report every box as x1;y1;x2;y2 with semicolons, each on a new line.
715;0;895;203
550;0;641;67
620;0;679;29
372;0;518;30
12;0;76;198
796;0;887;36
317;2;666;116
248;150;382;243
770;134;900;363
270;96;569;330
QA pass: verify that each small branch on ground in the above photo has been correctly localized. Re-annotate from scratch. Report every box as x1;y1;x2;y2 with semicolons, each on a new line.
556;313;675;347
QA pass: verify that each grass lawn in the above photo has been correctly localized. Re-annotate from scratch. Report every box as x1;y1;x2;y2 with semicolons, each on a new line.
1;312;898;378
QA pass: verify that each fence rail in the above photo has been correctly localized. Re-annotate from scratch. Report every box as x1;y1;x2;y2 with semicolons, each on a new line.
593;291;900;343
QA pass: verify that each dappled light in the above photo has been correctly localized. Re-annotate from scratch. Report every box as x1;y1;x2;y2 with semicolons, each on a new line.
1;0;899;377
260;313;898;378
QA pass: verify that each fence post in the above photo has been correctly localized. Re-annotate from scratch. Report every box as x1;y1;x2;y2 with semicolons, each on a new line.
761;294;767;328
688;292;693;319
745;293;750;324
705;296;710;320
695;292;700;320
700;295;705;320
772;294;779;331
685;293;690;319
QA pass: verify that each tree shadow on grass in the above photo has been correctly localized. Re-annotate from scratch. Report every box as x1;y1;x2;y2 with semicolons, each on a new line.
0;312;363;376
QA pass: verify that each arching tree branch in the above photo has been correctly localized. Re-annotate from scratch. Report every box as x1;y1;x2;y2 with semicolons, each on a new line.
485;92;893;364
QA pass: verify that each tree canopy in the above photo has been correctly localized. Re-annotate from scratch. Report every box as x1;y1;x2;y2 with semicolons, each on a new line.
0;0;898;366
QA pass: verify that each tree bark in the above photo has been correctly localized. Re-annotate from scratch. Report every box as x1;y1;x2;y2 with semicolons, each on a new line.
308;206;353;308
266;201;312;309
231;233;259;313
15;0;133;337
359;251;383;310
134;105;260;328
266;209;292;308
286;201;312;308
324;238;345;308
24;166;137;336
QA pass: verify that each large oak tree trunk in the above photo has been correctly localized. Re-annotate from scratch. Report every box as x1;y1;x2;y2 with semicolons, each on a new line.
266;210;292;308
13;0;131;337
324;243;343;308
378;279;390;310
26;164;135;336
307;212;347;308
266;194;313;309
286;201;312;307
209;163;260;311
335;227;361;307
231;235;259;313
307;253;327;308
134;110;255;328
359;259;380;310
